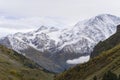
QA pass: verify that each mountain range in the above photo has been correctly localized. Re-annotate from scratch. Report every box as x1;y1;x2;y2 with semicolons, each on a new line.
0;14;120;73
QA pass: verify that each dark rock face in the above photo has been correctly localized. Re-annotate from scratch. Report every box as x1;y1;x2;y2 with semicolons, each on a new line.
0;37;12;48
91;25;120;58
117;25;120;32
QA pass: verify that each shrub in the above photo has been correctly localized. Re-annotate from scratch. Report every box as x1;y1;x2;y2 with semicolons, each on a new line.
102;71;117;80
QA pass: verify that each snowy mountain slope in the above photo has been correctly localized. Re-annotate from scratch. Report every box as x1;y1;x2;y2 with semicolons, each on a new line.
58;14;120;54
0;14;120;73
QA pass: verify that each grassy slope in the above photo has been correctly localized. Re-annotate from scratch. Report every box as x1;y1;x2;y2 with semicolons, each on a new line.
0;45;54;80
55;43;120;80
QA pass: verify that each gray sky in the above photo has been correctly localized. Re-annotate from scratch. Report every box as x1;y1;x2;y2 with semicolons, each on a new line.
0;0;120;37
0;0;120;20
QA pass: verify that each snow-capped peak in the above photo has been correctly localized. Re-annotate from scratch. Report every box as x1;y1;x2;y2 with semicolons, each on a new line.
35;26;48;32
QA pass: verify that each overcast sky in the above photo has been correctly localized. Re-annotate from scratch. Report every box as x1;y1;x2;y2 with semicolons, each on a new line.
0;0;120;37
0;0;120;20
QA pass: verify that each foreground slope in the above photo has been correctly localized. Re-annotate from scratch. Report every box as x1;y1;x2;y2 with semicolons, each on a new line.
0;45;54;80
55;43;120;80
54;26;120;80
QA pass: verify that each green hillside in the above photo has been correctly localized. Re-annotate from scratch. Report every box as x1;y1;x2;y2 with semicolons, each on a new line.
55;43;120;80
0;45;54;80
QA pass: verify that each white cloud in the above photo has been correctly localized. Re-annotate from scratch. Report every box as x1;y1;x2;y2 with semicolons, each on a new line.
0;16;71;37
66;56;90;64
0;27;34;37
